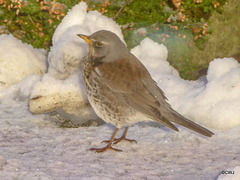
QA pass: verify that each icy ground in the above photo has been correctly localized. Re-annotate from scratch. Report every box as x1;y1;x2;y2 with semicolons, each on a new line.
0;101;239;180
0;2;240;180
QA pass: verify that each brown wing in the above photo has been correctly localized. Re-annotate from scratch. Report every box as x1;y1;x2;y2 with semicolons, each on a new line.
95;54;178;131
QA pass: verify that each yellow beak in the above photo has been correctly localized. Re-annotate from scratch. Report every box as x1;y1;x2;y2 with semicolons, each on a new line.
77;34;92;44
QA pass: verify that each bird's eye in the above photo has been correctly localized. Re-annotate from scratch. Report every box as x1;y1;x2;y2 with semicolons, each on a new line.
95;41;103;47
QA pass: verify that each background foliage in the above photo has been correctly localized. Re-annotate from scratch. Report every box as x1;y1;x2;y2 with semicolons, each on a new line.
0;0;230;79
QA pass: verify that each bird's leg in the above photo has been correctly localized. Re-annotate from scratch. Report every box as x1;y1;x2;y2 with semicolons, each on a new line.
112;127;137;145
90;128;122;153
102;127;137;145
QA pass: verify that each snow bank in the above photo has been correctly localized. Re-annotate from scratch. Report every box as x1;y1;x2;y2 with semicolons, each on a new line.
0;34;47;90
29;73;97;124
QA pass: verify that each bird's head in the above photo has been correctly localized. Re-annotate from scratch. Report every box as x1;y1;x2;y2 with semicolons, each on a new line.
77;30;128;64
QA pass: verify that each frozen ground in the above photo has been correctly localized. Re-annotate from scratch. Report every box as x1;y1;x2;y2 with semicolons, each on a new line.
0;100;239;180
0;2;239;180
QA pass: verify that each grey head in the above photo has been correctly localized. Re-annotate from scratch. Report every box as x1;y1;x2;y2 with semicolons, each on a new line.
78;30;129;64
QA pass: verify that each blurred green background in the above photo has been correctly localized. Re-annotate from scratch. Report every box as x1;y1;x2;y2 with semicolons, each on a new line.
0;0;239;79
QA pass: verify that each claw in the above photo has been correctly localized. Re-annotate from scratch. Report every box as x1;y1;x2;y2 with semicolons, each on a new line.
90;145;122;153
113;137;137;145
103;137;137;144
90;128;122;153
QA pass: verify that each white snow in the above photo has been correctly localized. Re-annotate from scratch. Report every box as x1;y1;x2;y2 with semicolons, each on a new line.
0;2;239;180
29;2;124;123
0;34;47;90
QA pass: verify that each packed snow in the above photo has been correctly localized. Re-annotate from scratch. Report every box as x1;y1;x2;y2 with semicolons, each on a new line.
0;35;47;90
0;2;239;180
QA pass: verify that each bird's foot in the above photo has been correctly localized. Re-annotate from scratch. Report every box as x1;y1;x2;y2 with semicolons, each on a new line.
90;144;122;153
102;137;137;145
113;137;137;145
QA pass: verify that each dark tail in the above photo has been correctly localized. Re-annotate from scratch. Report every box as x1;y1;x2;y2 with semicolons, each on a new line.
169;111;214;137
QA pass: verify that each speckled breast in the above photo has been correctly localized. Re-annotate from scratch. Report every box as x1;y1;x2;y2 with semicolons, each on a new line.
82;61;134;128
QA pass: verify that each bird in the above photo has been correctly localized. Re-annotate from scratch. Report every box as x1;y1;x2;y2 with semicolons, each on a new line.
77;30;214;153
